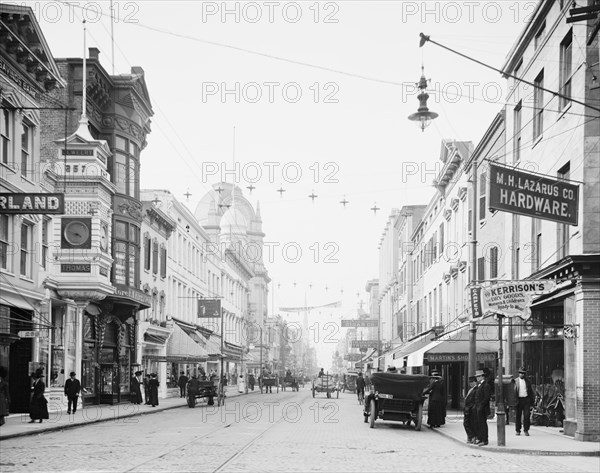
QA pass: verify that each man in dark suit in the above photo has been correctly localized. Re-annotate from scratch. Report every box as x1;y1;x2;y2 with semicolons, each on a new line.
474;369;491;446
513;367;535;436
178;372;189;398
64;372;81;414
463;376;478;443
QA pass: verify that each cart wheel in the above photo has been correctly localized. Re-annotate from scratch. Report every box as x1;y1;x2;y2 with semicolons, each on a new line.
369;399;376;428
414;403;423;431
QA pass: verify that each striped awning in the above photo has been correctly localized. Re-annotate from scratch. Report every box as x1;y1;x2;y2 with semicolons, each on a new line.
166;322;208;362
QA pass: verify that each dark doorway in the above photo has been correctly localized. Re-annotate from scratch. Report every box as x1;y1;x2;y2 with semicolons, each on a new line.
8;308;33;413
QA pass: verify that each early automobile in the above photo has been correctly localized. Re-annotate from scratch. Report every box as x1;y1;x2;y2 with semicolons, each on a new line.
363;372;430;430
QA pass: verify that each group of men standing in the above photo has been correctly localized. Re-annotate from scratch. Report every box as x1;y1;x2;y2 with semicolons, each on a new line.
464;367;535;446
463;370;492;446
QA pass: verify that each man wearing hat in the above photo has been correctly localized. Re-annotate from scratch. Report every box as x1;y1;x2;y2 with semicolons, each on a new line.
513;367;535;436
473;369;491;446
463;376;478;444
64;372;81;415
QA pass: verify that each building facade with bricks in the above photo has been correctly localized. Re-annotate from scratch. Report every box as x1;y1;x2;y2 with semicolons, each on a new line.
38;46;154;407
0;4;64;413
500;0;600;441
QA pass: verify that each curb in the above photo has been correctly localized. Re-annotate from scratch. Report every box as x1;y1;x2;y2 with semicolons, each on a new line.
0;390;263;441
430;426;600;457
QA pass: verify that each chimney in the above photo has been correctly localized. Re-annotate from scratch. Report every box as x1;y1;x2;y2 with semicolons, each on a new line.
89;47;100;60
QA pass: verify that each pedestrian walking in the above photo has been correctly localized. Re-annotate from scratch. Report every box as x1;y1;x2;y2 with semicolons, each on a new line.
513;367;535;437
178;371;189;398
144;374;151;405
64;371;81;415
29;369;49;423
131;371;143;404
148;373;159;407
473;369;491;446
0;366;10;426
463;376;478;443
248;373;255;391
425;370;446;428
238;374;246;393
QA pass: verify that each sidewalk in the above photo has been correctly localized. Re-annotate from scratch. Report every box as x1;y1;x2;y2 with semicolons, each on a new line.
0;386;259;441
430;414;600;456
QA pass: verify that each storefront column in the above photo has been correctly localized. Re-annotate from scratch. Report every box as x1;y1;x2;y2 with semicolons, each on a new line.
74;302;87;378
574;282;600;442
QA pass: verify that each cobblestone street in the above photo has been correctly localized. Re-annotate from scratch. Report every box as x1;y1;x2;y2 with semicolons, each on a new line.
0;389;598;473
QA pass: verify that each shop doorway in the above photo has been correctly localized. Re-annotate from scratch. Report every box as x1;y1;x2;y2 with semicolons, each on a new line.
8;308;33;413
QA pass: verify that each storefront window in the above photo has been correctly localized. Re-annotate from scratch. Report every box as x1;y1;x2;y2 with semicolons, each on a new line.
119;350;130;394
100;365;115;394
82;342;96;395
167;363;178;388
50;306;65;387
82;315;96;395
65;306;76;378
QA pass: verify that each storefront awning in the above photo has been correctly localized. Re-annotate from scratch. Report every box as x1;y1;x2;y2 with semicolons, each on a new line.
396;315;499;367
391;330;437;360
166;322;208;362
144;333;169;345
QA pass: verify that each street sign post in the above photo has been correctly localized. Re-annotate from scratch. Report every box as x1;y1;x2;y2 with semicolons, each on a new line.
18;330;48;338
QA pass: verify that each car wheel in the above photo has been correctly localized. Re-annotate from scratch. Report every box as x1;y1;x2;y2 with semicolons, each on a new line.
415;403;423;431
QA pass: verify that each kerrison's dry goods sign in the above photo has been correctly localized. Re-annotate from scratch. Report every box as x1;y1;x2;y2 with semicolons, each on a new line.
480;280;557;318
488;164;579;226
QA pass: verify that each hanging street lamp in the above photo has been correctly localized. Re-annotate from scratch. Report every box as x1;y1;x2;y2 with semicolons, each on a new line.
408;67;438;132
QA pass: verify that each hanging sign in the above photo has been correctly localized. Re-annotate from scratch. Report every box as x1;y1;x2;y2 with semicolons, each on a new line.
469;286;484;320
351;340;379;349
341;319;378;327
198;299;221;318
0;193;65;214
488;163;579;225
481;280;557;318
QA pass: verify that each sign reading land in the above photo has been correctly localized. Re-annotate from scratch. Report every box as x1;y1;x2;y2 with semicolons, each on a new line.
0;193;65;214
341;319;379;328
488;163;579;225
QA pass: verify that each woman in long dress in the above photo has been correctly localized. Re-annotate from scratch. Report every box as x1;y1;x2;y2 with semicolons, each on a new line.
148;373;159;407
425;372;446;428
29;369;49;423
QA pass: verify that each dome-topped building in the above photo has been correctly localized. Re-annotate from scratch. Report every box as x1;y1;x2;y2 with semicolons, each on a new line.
195;183;270;374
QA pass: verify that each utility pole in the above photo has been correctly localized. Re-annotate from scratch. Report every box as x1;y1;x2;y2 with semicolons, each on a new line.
468;159;479;378
496;314;506;446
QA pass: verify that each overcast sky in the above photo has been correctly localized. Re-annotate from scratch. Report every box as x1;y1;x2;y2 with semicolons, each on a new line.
21;0;532;365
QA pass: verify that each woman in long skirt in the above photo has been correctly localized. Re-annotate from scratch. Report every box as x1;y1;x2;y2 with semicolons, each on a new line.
425;372;446;428
29;369;49;423
148;373;159;407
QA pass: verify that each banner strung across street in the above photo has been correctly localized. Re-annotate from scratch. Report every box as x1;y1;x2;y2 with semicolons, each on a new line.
473;280;558;318
197;299;221;318
488;163;579;226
